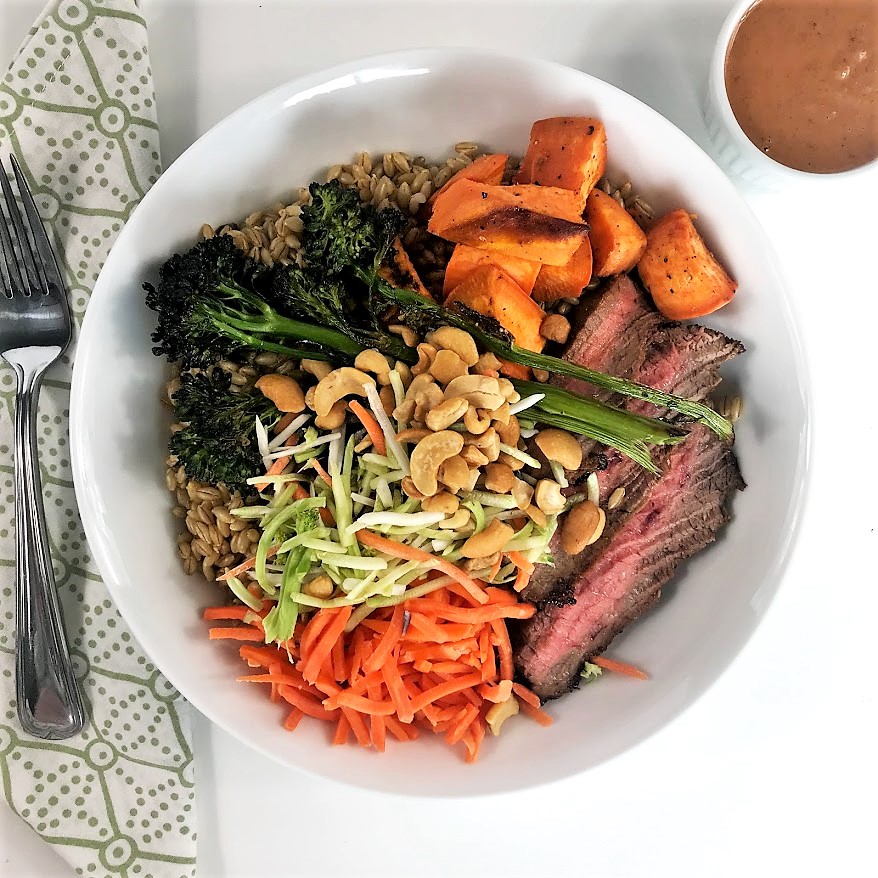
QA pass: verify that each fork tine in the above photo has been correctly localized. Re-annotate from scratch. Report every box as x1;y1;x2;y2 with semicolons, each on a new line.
0;157;26;297
10;155;67;297
0;157;49;296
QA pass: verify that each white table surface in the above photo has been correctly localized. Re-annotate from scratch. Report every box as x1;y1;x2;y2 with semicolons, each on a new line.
1;0;876;875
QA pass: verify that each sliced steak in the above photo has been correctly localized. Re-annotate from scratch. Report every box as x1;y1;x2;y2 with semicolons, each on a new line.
516;425;744;700
524;312;744;603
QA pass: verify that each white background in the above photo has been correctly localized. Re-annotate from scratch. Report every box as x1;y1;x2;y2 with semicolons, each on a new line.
1;0;876;875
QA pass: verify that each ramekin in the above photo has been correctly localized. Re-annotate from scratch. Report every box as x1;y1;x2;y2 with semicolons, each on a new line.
704;0;878;189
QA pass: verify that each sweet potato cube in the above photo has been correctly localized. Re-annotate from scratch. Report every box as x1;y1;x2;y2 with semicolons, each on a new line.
378;237;432;298
515;117;607;205
431;153;508;202
445;264;546;354
428;180;588;266
585;189;648;277
532;239;593;303
637;209;737;320
443;243;541;298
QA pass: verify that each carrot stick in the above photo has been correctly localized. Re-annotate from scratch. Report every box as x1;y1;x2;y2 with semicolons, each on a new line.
511;682;541;708
402;601;535;624
216;545;281;582
208;627;265;641
507;551;535;576
298;609;335;664
409;672;483;713
363;603;405;675
332;713;351;745
255;456;289;492
239;644;285;667
356;531;488;605
479;680;513;703
513;567;531;593
283;708;304;731
592;655;649;680
367;681;386;752
301;607;353;683
331;632;347;683
341;706;372;747
381;654;415;724
203;606;252;621
384;715;415;742
485;552;503;583
445;703;480;745
309;458;333;487
277;685;335;720
490;619;514;681
518;698;554;727
274;412;296;435
334;693;397;716
236;674;304;685
349;400;387;456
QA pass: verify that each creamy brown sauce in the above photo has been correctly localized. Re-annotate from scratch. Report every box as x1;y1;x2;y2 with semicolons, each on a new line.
725;0;878;173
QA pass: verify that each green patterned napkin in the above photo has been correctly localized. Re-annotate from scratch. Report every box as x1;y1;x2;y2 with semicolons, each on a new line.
0;2;196;876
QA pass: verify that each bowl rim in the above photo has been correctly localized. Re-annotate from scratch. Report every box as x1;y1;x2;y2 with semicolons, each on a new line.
70;46;814;795
710;0;878;182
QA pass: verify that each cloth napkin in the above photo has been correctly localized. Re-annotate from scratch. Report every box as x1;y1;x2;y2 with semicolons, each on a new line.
0;2;196;875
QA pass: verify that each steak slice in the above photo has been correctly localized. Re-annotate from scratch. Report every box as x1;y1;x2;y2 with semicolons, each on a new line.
557;274;661;403
515;425;744;700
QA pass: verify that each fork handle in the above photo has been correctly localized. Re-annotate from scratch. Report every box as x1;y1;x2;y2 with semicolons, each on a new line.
13;370;85;740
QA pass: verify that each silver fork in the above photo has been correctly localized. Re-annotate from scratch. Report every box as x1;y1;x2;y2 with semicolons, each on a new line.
0;155;85;740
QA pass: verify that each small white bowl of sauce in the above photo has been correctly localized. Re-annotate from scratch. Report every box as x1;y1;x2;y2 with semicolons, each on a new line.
705;0;878;187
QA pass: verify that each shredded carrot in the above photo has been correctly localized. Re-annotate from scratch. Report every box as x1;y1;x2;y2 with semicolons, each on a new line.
293;484;335;525
356;530;489;605
216;545;281;582
349;400;387;456
205;560;544;761
309;458;333;487
274;412;296;435
485;552;503;582
255;456;289;492
592;655;649;680
507;552;535;576
208;627;265;641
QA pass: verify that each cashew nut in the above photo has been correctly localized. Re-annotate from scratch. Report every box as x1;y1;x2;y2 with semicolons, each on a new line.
444;374;505;410
379;384;396;417
497;450;525;471
421;491;460;516
395;427;431;444
491;401;512;427
496;416;520;446
401;476;426;500
354;349;393;385
463;551;502;574
404;373;436;402
413;383;444;423
512;478;534;511
313;367;375;417
425;397;468;432
303;573;334;599
525;504;547;527
255;374;306;413
497;378;517;402
429;349;468;385
315;400;347;429
534;479;566;515
560;500;605;555
438;455;470;493
393;361;413;388
410;431;464;497
466;427;500;462
438;508;473;531
304;385;317;411
486;695;519;736
412;342;437;376
464;405;491;435
535;428;583;471
540;313;571;344
301;358;333;381
393;399;416;424
426;327;479;366
461;519;514;559
388;323;418;347
484;462;516;494
473;352;501;376
461;445;490;468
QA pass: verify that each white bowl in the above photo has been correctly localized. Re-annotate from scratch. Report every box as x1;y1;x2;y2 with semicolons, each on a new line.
71;48;811;796
704;0;878;189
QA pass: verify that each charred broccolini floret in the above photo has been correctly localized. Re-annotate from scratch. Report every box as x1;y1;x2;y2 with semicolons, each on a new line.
169;369;280;490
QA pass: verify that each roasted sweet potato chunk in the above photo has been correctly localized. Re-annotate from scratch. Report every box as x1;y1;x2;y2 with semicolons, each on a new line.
445;264;546;354
378;237;432;298
637;209;737;320
532;239;593;303
515;117;607;206
428;180;588;266
585;189;648;277
431;153;509;202
443;243;541;298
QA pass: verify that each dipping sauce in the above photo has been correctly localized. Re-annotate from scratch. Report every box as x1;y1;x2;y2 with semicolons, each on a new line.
725;0;878;173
